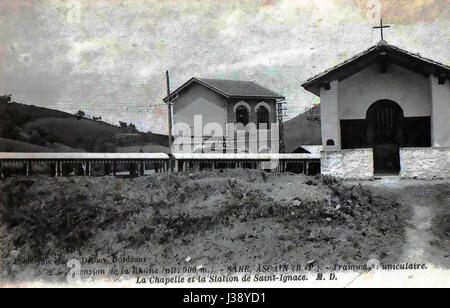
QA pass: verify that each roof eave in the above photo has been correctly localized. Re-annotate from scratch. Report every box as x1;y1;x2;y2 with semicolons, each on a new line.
301;84;321;97
229;95;285;100
164;77;285;101
300;43;450;97
163;77;231;102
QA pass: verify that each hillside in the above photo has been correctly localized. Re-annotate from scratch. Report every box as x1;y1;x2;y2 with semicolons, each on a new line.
284;106;322;153
1;99;320;154
0;138;54;153
0;100;169;153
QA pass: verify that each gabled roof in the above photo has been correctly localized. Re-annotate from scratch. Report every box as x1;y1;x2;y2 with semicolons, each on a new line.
301;40;450;96
163;77;285;102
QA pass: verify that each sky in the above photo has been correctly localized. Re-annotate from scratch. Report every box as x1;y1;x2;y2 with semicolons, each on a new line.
0;0;449;133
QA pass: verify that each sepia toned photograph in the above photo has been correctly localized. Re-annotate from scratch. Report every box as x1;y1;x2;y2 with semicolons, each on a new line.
0;0;449;292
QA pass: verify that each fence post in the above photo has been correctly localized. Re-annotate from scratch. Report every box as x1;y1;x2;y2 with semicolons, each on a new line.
0;161;3;178
129;162;134;177
104;162;110;176
50;162;55;177
26;161;31;176
140;161;145;176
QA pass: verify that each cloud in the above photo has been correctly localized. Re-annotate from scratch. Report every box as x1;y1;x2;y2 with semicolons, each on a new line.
0;0;448;133
353;0;449;24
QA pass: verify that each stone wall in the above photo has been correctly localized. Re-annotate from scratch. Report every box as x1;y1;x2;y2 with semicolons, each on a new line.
400;147;450;179
321;148;373;179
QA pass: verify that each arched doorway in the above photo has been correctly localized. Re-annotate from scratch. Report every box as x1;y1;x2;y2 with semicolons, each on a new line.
366;100;404;175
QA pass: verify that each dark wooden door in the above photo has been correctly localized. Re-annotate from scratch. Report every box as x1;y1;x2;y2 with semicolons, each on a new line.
372;144;400;174
367;100;403;174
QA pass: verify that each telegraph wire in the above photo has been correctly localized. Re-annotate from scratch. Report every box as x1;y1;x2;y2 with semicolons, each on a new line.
36;103;167;112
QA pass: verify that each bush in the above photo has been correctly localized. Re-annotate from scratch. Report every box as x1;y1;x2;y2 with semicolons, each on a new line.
0;180;121;256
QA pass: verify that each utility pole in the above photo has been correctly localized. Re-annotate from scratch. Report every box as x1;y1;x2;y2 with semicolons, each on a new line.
276;100;286;153
166;71;174;172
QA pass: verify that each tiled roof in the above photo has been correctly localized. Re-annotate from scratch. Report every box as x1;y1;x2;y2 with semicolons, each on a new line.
164;77;284;101
197;78;284;99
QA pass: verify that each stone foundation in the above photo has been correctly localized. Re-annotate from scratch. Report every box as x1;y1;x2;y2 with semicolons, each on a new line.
321;148;373;180
400;147;450;179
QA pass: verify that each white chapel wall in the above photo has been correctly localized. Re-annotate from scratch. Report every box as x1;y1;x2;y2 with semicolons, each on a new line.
338;63;431;119
320;80;341;150
430;76;450;147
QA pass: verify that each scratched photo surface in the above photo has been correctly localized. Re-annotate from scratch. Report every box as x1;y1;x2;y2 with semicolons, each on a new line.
0;0;449;288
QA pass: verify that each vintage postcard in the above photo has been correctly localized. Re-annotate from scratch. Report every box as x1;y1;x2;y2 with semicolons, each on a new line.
0;0;449;293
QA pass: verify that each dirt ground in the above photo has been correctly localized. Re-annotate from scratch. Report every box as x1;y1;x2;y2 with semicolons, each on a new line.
347;177;450;268
0;170;448;283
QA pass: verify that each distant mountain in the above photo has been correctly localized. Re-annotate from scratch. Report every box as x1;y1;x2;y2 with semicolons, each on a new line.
0;98;320;154
284;105;322;153
0;100;169;153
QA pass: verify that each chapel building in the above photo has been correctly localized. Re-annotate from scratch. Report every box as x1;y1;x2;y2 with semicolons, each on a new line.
301;40;450;179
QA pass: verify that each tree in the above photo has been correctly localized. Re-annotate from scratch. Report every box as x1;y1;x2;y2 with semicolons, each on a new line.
128;123;137;132
75;110;86;120
0;94;11;104
119;121;128;129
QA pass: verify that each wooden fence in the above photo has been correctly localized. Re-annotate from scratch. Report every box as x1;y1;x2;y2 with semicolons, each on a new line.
0;153;320;177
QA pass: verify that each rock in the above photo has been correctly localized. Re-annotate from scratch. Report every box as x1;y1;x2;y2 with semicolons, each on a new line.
185;256;191;263
113;194;123;202
293;200;302;207
10;250;20;258
335;204;341;210
368;253;379;260
228;178;237;187
261;172;268;182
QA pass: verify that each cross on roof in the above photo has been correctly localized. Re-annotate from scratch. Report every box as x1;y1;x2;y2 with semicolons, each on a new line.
373;19;391;41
